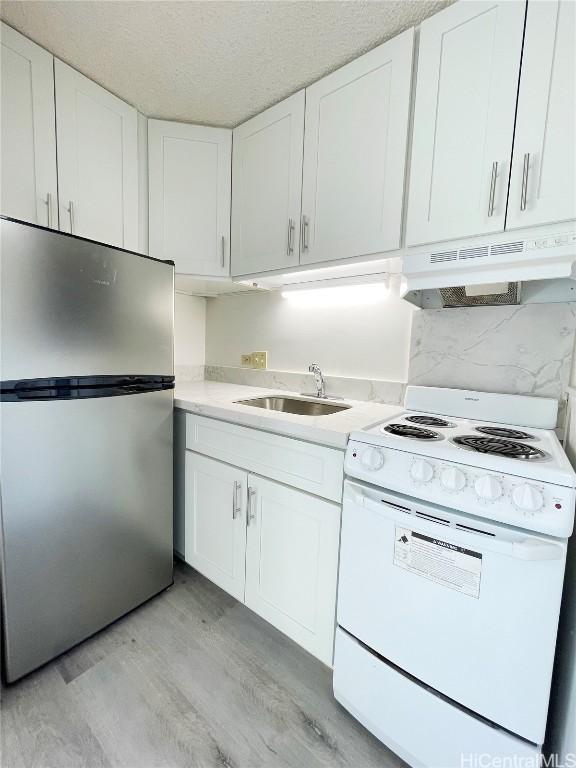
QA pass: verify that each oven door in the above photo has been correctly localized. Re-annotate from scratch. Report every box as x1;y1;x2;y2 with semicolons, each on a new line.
337;480;568;745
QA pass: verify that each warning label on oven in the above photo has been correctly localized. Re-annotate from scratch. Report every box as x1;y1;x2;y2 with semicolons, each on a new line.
394;527;482;599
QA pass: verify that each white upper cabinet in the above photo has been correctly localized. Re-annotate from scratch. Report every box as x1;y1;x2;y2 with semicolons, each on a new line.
231;90;304;276
406;1;525;247
300;29;414;266
507;0;576;231
148;120;231;275
1;23;57;228
55;60;138;250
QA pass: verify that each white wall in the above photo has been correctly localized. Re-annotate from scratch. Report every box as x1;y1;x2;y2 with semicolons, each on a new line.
205;289;414;381
174;292;206;375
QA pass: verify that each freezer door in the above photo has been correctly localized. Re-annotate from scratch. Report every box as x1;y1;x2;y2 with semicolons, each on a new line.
0;218;173;380
0;389;173;682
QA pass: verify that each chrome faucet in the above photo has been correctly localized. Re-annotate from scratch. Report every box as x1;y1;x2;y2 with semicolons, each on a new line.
308;363;326;399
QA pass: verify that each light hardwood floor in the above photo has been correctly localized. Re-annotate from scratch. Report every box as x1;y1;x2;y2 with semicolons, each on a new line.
2;559;403;768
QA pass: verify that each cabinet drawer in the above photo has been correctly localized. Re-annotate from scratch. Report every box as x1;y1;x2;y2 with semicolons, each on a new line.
185;414;343;502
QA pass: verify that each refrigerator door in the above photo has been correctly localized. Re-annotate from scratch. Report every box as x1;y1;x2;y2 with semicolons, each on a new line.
0;218;173;380
0;389;173;682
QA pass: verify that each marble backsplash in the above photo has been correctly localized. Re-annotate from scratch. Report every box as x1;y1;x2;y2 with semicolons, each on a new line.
177;303;576;427
408;303;576;425
203;365;406;405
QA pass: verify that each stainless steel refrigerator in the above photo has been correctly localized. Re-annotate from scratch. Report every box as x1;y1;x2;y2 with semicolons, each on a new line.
0;217;175;682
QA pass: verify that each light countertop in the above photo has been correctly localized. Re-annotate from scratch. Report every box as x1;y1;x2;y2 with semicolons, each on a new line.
174;381;403;449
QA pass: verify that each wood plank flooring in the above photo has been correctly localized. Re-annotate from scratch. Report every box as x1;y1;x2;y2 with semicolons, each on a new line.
2;559;404;768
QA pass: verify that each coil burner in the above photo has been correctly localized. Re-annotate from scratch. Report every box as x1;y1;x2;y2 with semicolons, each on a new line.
384;424;443;441
475;426;536;441
453;435;546;461
405;415;455;428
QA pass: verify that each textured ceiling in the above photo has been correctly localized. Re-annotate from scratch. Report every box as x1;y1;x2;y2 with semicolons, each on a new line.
0;0;453;128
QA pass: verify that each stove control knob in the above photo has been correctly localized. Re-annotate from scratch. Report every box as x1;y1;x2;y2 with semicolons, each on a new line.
410;459;434;484
512;484;544;514
474;475;502;502
440;467;466;492
360;447;385;471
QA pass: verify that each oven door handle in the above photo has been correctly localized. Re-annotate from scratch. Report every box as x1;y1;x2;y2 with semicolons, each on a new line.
344;481;565;562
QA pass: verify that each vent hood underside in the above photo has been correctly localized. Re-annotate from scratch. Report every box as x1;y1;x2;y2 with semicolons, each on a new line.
402;225;576;308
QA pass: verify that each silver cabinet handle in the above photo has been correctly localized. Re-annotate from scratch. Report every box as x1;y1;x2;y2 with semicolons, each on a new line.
487;161;498;217
247;486;256;526
287;218;295;256
520;153;530;211
301;215;309;252
232;481;242;519
45;192;52;228
220;235;226;268
67;201;75;234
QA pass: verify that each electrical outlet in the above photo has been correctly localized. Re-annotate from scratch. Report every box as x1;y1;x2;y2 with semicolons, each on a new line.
241;354;252;367
251;351;268;369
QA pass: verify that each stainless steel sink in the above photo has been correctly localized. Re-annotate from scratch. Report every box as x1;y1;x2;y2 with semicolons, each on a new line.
234;395;351;416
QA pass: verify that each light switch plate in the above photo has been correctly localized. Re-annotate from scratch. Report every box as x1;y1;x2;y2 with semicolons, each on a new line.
241;354;252;367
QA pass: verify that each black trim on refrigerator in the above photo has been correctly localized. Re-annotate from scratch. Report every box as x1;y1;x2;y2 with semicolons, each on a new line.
0;375;175;402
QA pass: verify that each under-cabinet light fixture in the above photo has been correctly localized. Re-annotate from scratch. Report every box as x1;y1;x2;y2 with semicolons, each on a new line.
281;279;390;308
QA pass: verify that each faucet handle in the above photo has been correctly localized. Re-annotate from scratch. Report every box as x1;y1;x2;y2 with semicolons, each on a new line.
309;362;320;373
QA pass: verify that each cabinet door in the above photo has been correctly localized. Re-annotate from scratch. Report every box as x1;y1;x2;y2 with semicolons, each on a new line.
406;1;525;247
507;0;576;230
184;452;247;601
231;91;304;276
148;120;231;276
1;23;57;228
245;475;340;664
300;29;414;266
54;60;138;250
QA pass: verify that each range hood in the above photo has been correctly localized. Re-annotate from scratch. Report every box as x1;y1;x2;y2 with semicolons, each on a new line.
402;224;576;308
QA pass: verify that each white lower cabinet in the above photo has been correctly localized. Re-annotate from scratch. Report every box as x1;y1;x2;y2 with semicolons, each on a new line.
184;452;247;601
181;414;343;664
244;474;340;665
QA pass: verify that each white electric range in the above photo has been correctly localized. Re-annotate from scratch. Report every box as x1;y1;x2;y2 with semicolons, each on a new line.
334;386;576;768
